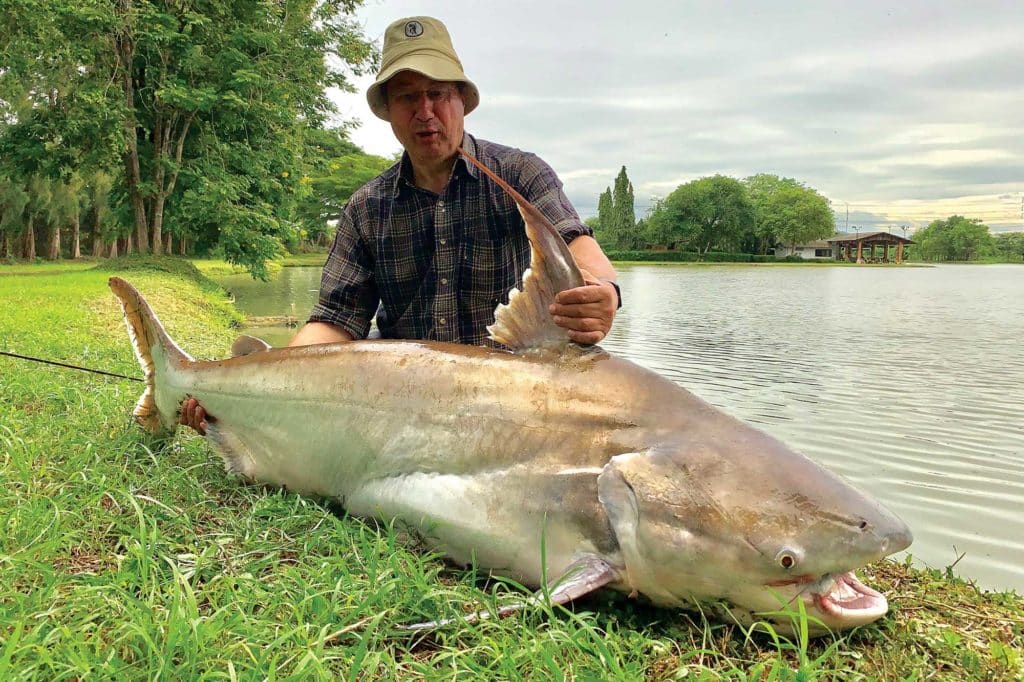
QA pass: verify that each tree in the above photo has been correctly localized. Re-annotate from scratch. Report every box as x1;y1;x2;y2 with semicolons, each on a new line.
294;127;392;247
650;175;755;256
744;174;834;253
596;187;613;236
2;0;377;274
610;166;636;248
84;171;117;257
913;216;993;261
0;175;30;259
640;198;674;247
23;175;54;260
993;232;1024;262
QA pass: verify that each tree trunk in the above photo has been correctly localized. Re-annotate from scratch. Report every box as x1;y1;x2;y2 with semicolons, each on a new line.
47;224;61;260
126;232;133;255
148;114;193;255
109;239;118;258
164;231;172;253
151;193;166;255
115;1;149;253
149;118;166;255
90;206;104;257
1;232;10;259
71;210;81;259
24;216;36;259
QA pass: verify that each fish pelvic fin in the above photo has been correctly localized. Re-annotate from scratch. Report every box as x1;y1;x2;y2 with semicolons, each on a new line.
108;277;193;434
230;334;272;357
457;147;586;354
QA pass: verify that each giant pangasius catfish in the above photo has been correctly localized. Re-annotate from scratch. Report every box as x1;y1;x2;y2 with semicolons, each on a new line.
110;149;912;635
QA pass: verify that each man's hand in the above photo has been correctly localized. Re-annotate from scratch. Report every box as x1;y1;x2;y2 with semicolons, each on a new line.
180;397;210;435
549;269;618;345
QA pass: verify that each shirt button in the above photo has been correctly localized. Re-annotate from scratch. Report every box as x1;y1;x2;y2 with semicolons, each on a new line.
439;239;447;245
439;317;447;325
437;201;445;211
441;278;449;285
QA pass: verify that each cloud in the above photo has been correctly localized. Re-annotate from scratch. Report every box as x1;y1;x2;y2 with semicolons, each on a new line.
333;0;1024;230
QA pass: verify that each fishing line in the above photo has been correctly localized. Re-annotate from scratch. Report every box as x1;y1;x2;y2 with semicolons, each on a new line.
0;350;144;383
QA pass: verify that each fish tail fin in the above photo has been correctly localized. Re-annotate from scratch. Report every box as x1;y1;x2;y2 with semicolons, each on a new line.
108;277;193;434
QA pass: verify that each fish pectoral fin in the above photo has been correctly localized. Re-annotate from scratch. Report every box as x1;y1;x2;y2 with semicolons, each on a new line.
544;554;620;604
396;555;618;632
230;334;273;357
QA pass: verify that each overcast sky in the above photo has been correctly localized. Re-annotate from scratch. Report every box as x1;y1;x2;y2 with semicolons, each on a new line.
329;0;1024;233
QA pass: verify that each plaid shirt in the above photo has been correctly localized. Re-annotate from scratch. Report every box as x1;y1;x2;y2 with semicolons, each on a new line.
309;134;592;346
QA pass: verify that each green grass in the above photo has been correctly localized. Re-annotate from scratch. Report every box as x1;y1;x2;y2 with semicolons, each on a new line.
1;261;1021;679
280;251;330;267
189;252;327;280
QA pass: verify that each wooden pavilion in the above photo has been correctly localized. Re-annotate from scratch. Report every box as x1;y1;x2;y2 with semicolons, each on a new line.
827;232;915;264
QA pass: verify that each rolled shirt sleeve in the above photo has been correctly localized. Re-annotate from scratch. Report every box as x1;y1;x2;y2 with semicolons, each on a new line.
308;203;379;339
517;152;593;244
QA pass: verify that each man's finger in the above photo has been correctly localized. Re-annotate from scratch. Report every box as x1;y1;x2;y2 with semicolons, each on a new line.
552;315;606;333
553;285;608;305
549;301;607;318
567;329;605;345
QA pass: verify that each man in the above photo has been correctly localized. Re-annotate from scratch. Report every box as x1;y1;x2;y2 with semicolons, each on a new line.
182;16;619;433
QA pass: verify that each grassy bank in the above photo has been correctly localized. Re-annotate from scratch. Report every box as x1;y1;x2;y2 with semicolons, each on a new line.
191;252;329;279
1;262;1021;679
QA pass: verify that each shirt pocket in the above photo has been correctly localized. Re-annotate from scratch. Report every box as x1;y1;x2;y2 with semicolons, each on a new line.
460;210;527;306
376;220;434;317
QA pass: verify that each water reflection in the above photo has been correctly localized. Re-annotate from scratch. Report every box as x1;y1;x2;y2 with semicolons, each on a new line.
217;263;1024;592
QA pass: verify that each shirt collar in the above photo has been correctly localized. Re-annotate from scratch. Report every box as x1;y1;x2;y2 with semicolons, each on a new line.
390;132;479;198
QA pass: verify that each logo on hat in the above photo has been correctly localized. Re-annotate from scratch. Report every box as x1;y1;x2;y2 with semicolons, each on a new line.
404;21;424;37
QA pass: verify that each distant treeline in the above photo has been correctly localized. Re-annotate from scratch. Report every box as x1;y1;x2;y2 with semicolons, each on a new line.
588;168;834;256
0;0;388;278
603;250;790;263
588;168;1023;263
909;217;1024;262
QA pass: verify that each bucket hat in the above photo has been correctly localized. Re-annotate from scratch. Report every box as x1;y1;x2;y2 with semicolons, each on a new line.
366;16;480;121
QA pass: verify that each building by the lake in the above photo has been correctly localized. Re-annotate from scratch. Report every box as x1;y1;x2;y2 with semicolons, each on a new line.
775;231;915;263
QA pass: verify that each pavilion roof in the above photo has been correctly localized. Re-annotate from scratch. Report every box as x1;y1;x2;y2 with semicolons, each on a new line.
828;231;915;244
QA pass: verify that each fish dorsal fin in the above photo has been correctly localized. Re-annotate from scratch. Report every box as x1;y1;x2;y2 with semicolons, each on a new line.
458;147;585;354
230;334;272;357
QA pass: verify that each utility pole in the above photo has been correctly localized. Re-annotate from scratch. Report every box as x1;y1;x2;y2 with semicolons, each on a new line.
846;202;849;233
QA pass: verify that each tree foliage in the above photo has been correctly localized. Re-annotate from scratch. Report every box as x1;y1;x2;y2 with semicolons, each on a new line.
992;232;1024;262
647;175;755;256
596;188;612;234
912;215;994;261
609;166;636;248
593;167;636;249
0;0;378;274
743;174;834;254
294;127;391;247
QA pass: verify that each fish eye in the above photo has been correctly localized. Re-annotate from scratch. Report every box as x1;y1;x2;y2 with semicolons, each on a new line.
775;548;800;570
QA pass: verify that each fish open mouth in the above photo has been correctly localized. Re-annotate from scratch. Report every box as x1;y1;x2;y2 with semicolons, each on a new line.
809;571;888;623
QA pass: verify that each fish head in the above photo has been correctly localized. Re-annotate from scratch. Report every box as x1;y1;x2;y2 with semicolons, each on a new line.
597;425;912;634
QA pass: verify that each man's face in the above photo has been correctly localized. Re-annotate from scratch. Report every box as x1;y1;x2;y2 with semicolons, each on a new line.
386;71;465;167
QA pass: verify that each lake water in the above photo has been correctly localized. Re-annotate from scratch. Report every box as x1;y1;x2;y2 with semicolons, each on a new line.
217;263;1024;593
